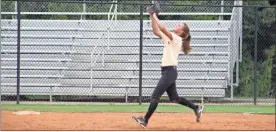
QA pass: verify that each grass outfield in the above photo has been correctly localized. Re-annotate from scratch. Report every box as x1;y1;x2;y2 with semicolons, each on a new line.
1;104;275;114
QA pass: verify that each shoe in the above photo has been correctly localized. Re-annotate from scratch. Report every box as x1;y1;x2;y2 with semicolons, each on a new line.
132;116;148;128
194;105;204;122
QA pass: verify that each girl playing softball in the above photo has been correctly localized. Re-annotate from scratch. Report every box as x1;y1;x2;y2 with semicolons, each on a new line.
132;8;204;128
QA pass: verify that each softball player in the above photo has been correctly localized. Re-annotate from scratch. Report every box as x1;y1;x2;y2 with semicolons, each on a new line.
132;8;204;128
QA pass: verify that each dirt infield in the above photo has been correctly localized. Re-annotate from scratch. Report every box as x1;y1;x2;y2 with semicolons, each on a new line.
2;111;275;131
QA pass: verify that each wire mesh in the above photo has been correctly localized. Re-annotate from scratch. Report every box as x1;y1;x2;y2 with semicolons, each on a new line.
0;0;275;105
232;0;276;104
0;0;2;130
1;1;142;103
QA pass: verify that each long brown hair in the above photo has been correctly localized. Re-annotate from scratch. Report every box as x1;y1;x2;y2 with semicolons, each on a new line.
181;23;192;55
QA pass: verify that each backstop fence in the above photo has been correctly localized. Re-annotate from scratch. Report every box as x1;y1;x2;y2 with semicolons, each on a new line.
0;0;275;105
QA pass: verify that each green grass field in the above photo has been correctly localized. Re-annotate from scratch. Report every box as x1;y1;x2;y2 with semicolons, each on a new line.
1;104;275;114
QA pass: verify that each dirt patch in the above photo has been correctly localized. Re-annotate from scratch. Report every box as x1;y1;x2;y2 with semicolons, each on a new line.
2;111;275;131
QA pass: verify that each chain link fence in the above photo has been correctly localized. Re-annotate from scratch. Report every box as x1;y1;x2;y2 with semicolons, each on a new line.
0;0;275;105
233;2;276;104
0;0;2;130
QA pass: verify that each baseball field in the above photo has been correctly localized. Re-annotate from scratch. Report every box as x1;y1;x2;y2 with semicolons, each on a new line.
1;103;275;131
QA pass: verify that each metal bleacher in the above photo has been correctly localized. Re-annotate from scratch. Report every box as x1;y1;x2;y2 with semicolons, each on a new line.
0;1;242;102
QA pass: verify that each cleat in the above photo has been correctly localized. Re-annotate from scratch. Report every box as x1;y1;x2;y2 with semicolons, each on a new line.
194;105;204;122
132;116;148;128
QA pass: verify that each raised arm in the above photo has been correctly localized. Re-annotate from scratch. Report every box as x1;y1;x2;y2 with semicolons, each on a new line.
151;13;173;40
149;13;162;38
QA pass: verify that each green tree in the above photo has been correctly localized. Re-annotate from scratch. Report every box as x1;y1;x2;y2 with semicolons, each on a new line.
235;45;254;97
257;45;275;97
272;46;276;97
235;0;275;98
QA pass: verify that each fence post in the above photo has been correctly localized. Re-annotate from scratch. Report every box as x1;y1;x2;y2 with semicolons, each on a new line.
81;0;87;20
16;0;21;105
219;0;224;20
253;7;259;105
139;5;143;105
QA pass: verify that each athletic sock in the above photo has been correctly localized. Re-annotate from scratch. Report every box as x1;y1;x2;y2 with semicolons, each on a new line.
178;97;198;110
144;101;158;122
